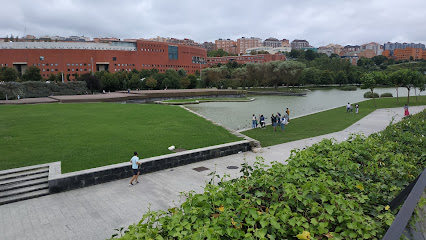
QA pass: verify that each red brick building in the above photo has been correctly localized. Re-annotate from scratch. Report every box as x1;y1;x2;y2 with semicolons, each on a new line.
0;40;207;81
207;54;286;66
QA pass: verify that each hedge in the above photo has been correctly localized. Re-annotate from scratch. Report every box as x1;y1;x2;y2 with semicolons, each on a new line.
340;86;357;91
364;91;379;98
0;81;88;100
380;93;393;98
111;110;426;239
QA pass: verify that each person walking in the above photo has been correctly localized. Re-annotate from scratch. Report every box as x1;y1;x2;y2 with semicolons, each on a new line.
129;151;142;186
252;114;257;128
271;114;277;132
404;104;409;116
355;104;359;114
280;116;286;131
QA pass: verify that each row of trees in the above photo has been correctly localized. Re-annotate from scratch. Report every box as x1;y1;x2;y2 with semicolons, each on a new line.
361;69;426;106
81;68;199;92
201;61;306;89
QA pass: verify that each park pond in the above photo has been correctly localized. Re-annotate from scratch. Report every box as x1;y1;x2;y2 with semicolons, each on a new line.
186;87;426;130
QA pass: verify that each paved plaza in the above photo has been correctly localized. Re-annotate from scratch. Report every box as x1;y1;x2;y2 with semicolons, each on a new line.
0;106;425;240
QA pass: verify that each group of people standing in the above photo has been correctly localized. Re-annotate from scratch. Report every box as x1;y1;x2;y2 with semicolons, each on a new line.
346;102;360;113
252;108;291;132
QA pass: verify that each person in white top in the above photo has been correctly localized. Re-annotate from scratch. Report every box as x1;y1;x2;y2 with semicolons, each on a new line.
129;151;142;186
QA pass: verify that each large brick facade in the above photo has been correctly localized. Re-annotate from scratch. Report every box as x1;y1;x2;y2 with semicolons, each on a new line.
0;40;207;81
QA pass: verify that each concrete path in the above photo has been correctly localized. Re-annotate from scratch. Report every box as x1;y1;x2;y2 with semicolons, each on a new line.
0;106;424;240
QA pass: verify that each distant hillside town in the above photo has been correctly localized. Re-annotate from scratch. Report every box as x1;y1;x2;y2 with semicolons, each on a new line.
0;34;425;81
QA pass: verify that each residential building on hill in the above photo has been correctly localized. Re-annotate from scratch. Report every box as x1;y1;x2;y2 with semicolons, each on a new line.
360;42;383;55
246;46;291;54
0;40;207;81
237;37;262;54
215;38;237;54
263;37;281;48
383;47;426;61
207;54;286;66
291;39;310;50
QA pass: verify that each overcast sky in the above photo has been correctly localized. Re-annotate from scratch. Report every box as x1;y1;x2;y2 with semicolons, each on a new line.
1;0;425;47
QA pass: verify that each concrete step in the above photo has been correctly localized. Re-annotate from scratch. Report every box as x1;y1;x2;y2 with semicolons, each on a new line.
0;189;50;206
0;166;49;177
0;178;48;192
0;183;49;199
0;167;49;182
0;171;49;186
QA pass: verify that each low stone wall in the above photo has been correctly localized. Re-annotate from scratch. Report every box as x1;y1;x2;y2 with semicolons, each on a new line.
48;140;251;193
127;94;246;103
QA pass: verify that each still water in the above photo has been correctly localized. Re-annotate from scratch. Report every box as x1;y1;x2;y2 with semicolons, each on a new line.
186;87;426;130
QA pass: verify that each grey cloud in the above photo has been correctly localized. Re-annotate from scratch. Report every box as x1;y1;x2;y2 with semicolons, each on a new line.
1;0;425;46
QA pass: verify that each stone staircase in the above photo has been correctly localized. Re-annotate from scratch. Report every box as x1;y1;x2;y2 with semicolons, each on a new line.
0;165;50;205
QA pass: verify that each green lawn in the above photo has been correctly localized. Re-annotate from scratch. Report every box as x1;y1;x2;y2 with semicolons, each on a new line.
243;96;426;147
0;103;241;173
162;98;250;103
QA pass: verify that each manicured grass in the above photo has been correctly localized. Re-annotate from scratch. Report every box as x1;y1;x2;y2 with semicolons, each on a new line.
243;96;426;147
0;103;242;173
162;98;250;103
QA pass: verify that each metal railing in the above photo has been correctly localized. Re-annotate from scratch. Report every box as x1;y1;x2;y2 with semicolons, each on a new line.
383;167;426;240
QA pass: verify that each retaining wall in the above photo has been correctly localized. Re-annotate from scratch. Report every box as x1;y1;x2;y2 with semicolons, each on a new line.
48;140;251;193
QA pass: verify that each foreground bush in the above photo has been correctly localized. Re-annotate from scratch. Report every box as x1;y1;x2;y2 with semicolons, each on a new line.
113;110;426;239
380;92;393;98
0;81;88;99
340;86;357;91
364;91;379;98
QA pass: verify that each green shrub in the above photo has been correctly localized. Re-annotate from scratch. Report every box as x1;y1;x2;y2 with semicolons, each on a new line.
364;91;379;98
380;92;393;98
0;81;88;99
340;86;357;91
112;110;426;239
0;82;24;100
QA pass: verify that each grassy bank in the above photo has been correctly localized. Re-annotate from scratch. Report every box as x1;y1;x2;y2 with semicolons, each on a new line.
0;103;241;173
243;96;426;147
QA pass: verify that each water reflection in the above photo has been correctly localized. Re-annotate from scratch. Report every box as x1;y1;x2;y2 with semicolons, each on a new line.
186;87;425;130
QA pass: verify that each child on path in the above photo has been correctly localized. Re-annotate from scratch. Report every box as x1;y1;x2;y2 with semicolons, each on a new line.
404;104;409;116
129;152;142;186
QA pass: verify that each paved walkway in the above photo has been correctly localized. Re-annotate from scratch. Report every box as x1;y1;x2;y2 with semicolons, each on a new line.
0;106;425;240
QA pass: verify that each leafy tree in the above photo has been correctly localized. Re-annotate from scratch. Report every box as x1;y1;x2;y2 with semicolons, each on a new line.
22;66;42;82
372;55;388;66
128;74;143;90
79;73;101;93
289;49;302;58
304;50;316;61
276;61;306;87
179;77;190;89
47;74;57;83
187;74;198;89
231;67;248;89
320;70;334;85
301;68;320;85
177;68;187;78
335;71;347;86
413;74;425;102
357;57;375;70
0;67;19;82
207;49;232;57
361;73;377;107
250;50;257;55
400;70;423;103
145;77;157;89
162;69;180;89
